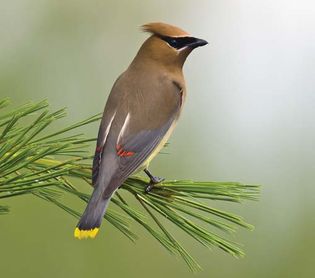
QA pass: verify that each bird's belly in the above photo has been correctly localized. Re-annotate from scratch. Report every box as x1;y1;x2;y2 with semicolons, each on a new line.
136;119;178;172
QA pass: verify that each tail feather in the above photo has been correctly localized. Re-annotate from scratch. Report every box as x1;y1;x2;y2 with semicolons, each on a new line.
74;187;112;239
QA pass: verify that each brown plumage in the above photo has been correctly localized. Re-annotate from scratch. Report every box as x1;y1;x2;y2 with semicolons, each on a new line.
75;22;207;239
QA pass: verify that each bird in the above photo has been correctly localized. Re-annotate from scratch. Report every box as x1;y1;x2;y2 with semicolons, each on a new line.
74;22;207;239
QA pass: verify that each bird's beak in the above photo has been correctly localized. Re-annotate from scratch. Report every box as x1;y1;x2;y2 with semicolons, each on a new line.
188;37;208;48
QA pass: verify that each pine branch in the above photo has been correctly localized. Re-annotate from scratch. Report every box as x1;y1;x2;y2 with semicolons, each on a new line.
0;98;260;272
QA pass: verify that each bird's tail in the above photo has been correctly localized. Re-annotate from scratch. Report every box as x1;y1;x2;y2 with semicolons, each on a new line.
74;186;112;239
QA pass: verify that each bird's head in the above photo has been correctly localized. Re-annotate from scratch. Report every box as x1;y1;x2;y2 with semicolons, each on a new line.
134;22;208;69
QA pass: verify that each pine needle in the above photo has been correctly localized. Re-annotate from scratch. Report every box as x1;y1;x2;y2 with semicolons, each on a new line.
0;99;260;271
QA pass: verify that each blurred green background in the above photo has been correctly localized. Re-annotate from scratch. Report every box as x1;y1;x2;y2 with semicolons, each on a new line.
1;0;314;277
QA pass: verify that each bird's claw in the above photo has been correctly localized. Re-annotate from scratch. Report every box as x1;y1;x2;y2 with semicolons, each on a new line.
150;176;165;184
145;176;165;193
145;183;154;193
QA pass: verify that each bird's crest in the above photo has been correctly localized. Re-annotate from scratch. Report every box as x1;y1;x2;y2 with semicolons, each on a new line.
142;22;190;38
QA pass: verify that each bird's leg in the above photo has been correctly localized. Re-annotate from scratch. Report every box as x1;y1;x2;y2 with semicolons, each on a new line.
144;168;164;183
144;168;165;193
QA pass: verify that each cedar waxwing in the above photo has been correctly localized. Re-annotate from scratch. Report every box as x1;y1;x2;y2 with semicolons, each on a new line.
75;22;207;239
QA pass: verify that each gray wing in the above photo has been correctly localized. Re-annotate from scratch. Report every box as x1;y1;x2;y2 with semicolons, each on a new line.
92;73;183;195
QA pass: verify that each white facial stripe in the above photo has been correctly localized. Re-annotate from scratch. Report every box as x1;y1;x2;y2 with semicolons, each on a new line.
175;46;189;55
117;113;130;143
102;111;116;145
164;41;187;54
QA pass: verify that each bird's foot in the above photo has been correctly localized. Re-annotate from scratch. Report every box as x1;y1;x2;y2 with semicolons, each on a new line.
144;169;164;193
150;175;165;184
145;177;165;193
145;183;155;193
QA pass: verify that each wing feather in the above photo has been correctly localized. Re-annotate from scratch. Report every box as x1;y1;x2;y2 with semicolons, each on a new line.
92;71;183;194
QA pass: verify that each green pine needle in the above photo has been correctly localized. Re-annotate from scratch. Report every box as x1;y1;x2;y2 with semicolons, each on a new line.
0;99;260;272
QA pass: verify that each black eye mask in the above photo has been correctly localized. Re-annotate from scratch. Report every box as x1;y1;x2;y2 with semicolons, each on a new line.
159;36;199;50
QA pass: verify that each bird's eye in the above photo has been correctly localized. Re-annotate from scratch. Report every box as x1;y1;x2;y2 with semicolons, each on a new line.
160;36;191;50
166;38;180;48
169;39;178;47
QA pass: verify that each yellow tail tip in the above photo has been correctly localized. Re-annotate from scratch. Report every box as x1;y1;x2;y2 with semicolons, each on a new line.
74;227;99;239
